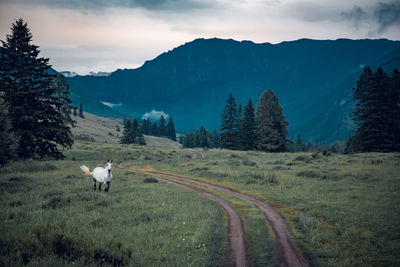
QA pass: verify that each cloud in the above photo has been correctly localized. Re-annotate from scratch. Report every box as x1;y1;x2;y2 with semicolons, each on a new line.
100;101;123;108
142;109;169;120
340;5;366;28
374;2;400;33
340;1;400;34
0;0;214;11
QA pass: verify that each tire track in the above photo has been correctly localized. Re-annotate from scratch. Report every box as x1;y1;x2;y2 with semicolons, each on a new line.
137;171;249;267
138;168;309;267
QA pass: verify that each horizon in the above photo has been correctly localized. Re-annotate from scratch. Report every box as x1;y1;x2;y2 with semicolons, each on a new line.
1;0;399;75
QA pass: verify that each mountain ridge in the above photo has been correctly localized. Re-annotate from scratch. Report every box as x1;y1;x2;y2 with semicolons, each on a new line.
66;37;400;143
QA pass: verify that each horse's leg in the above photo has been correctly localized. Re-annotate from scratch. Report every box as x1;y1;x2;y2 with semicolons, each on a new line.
93;179;96;191
98;182;102;192
105;181;110;192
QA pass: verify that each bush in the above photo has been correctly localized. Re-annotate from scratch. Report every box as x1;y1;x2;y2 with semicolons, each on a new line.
143;177;158;183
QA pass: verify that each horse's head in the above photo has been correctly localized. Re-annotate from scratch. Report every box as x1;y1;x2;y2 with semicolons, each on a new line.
106;160;112;174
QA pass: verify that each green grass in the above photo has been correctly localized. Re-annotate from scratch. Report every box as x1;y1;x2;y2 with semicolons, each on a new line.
150;149;400;266
2;142;400;266
0;146;227;266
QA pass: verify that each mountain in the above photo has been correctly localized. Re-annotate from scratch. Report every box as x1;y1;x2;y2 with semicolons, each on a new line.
66;38;400;143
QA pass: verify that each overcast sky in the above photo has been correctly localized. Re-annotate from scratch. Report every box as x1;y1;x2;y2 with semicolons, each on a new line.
1;0;399;74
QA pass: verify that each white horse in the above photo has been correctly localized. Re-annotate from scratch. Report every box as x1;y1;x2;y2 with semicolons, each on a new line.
80;160;113;192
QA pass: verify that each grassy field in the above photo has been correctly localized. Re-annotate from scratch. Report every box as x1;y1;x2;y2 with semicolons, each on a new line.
0;143;226;266
1;141;399;266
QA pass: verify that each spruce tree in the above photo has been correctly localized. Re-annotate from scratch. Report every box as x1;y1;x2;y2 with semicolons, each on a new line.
219;93;240;150
166;117;177;141
347;67;400;152
132;119;146;145
151;121;159;136
211;130;220;148
73;107;77;116
159;115;166;137
256;89;288;152
199;126;210;147
0;98;17;165
120;120;135;144
238;98;257;150
79;103;84;118
0;19;74;159
142;119;151;135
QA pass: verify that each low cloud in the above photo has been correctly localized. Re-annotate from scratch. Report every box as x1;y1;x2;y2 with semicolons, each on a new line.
100;101;123;108
142;109;169;120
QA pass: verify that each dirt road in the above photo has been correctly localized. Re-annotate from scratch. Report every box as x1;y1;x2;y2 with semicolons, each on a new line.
136;168;309;267
139;171;248;267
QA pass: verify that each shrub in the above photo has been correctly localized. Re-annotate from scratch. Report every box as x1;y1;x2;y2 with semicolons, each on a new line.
143;177;158;183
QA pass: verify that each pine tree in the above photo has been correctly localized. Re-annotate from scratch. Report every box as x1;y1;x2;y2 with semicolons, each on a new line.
199;126;210;147
151;121;159;136
73;107;77;116
159;115;166;137
166;117;177;141
0;19;74;159
0;98;17;165
219;93;240;150
120;120;135;144
256;89;288;152
211;130;220;148
132;119;146;145
347;67;400;152
238;98;257;150
79;103;84;118
142;119;151;135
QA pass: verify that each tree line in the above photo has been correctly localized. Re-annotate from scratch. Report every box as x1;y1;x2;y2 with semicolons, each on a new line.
120;115;177;145
0;19;75;165
182;89;290;152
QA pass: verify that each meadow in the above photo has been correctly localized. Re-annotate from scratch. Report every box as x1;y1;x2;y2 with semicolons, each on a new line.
1;141;399;266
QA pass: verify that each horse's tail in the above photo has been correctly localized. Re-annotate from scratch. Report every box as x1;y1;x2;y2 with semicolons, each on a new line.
80;165;92;178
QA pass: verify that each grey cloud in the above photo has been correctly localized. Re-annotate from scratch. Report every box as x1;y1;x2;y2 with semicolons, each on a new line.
340;5;367;28
340;1;400;33
0;0;212;11
374;2;400;33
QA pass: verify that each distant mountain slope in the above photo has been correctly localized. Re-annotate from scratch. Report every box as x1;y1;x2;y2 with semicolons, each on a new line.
67;38;400;143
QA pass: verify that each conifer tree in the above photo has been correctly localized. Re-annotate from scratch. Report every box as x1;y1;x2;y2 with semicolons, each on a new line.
166;117;177;141
142;119;151;135
0;99;17;165
211;130;220;148
159;115;166;137
133;119;146;145
73;107;77;116
0;19;74;159
199;126;210;147
256;89;288;152
219;93;240;150
238;98;257;150
79;103;84;118
151;121;159;136
347;67;400;152
120;119;135;144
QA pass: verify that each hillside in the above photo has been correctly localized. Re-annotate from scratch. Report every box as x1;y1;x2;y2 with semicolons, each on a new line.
72;112;182;148
66;38;400;143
